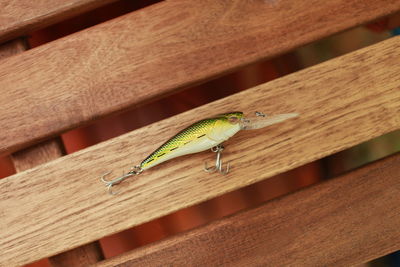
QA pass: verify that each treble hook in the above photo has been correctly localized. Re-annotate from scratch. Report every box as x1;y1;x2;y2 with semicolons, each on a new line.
100;166;143;195
204;144;230;174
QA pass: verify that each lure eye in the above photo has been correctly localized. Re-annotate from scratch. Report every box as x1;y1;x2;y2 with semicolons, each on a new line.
228;116;239;124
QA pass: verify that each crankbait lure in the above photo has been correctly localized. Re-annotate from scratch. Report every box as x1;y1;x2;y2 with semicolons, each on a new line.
101;111;298;194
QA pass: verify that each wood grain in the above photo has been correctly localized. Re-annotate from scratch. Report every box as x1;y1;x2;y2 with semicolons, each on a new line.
0;0;118;43
49;242;104;267
1;0;399;155
11;138;65;172
97;153;400;267
11;137;105;266
0;36;399;266
0;39;104;266
12;139;105;266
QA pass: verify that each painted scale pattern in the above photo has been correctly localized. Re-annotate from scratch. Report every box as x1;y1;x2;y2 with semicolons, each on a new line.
140;112;243;170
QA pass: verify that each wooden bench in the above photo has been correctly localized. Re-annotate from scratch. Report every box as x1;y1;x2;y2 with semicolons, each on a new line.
1;0;399;266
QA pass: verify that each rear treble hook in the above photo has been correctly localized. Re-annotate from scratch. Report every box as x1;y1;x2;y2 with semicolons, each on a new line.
100;166;143;195
204;144;230;174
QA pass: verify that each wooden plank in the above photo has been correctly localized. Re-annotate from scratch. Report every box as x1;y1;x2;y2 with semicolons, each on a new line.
0;36;399;266
11;138;105;266
12;139;106;267
1;0;399;155
49;242;104;267
0;0;118;43
11;138;65;172
0;40;104;266
97;153;400;267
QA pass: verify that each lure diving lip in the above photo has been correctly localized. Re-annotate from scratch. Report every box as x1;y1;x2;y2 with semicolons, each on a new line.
101;111;299;195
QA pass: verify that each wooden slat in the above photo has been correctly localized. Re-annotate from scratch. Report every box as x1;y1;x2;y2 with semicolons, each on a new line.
49;242;104;267
98;153;400;267
12;139;107;267
0;36;399;266
0;42;65;174
0;40;104;266
11;138;104;266
1;0;399;155
0;0;118;43
11;138;65;172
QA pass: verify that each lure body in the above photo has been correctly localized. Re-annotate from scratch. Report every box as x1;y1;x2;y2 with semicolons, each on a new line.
140;112;243;170
101;111;299;194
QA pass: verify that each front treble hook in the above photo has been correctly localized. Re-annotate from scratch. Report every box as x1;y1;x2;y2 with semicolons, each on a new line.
100;166;143;195
204;144;230;174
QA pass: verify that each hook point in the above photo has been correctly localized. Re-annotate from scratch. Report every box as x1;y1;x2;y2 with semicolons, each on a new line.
100;171;113;184
204;144;230;175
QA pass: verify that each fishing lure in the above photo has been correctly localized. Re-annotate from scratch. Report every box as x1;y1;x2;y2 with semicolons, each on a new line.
101;111;298;194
